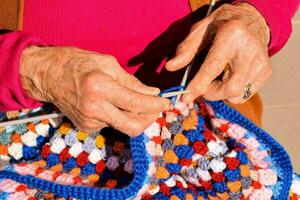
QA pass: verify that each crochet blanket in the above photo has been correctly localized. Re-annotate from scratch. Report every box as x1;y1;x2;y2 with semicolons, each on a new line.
0;99;299;200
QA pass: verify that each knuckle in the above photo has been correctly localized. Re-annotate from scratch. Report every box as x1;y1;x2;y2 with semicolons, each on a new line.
225;83;243;97
225;20;247;36
203;59;223;78
81;72;99;92
127;97;142;111
177;42;190;54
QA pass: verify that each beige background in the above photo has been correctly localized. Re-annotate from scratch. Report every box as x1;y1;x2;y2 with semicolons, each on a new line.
260;10;300;172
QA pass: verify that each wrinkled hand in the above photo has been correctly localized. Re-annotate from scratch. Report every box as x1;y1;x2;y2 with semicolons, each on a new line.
20;46;171;136
166;3;271;104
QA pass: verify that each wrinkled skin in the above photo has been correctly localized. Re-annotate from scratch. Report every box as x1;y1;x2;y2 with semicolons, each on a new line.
166;3;271;104
20;47;171;136
20;3;270;136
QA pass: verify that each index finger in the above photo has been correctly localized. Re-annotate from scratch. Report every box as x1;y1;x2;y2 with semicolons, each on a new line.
183;36;234;103
104;80;171;114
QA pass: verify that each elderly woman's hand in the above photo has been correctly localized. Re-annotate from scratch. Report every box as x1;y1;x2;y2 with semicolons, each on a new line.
20;46;170;136
166;3;271;104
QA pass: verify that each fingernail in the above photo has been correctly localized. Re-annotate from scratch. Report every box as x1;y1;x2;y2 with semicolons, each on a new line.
163;101;172;110
152;88;161;95
183;94;194;104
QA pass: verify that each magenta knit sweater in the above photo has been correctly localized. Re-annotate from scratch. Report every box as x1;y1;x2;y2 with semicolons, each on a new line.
0;0;299;111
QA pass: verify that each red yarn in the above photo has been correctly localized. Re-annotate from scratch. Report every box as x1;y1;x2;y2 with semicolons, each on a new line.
73;176;82;184
34;167;44;175
218;123;229;132
254;166;262;170
211;172;225;182
76;152;89;167
16;184;27;192
252;180;262;189
156;117;167;127
171;108;181;115
159;183;170;196
224;157;240;170
179;158;192;166
41;145;51;159
199;180;213;190
52;172;62;180
141;193;153;200
233;145;243;152
187;183;197;195
175;181;185;190
59;148;71;162
95;160;106;174
27;197;36;200
203;130;216;141
193;141;208;156
151;136;163;144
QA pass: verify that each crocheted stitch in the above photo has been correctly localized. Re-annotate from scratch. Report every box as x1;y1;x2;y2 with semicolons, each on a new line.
0;96;294;200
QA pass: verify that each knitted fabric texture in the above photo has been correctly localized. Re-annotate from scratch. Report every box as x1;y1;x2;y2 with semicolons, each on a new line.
0;98;296;200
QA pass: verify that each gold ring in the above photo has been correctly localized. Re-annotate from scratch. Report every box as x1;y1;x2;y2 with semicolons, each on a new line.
242;83;252;100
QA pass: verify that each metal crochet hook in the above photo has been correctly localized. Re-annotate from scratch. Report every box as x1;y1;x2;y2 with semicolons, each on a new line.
175;0;216;103
0;90;190;127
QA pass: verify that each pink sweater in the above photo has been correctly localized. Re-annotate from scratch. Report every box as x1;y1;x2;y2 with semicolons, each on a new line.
0;0;299;111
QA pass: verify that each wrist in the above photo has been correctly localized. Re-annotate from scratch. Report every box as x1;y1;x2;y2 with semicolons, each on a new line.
20;46;58;102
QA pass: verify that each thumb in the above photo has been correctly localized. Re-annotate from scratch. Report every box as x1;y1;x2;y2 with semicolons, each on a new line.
165;18;210;72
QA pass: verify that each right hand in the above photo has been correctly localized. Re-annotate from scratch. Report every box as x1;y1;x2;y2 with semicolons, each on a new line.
20;46;171;136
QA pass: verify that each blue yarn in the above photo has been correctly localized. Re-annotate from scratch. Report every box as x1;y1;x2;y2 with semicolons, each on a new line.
100;169;114;182
153;192;169;200
0;112;5;120
169;121;183;135
170;188;185;200
81;163;96;175
48;126;56;137
205;189;216;196
198;115;205;127
235;142;246;149
186;189;197;199
213;181;228;193
0;191;8;199
36;136;46;148
197;189;208;199
175;145;194;159
225;138;237;149
159;86;185;103
166;163;182;173
64;158;78;171
0;98;293;200
224;168;240;181
236;151;248;165
46;153;60;167
119;173;131;186
186;129;204;142
22;145;37;160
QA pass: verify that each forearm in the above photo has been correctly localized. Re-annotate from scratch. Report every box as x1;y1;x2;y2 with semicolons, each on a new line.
0;31;44;111
234;0;300;56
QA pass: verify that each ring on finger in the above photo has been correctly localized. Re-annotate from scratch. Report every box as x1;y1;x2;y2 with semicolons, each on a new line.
242;82;252;100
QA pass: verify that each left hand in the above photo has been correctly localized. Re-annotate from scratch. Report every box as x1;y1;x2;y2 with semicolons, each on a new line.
165;3;271;104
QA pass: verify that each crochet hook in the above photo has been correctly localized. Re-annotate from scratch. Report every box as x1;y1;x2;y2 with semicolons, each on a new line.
175;0;216;103
0;90;189;127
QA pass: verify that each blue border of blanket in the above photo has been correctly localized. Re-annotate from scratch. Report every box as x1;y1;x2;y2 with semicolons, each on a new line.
0;101;293;200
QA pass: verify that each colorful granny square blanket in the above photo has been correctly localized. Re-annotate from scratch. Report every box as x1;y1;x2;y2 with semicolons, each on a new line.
0;99;298;200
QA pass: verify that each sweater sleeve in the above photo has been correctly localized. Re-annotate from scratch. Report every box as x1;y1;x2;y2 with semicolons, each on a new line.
0;31;44;111
234;0;300;56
